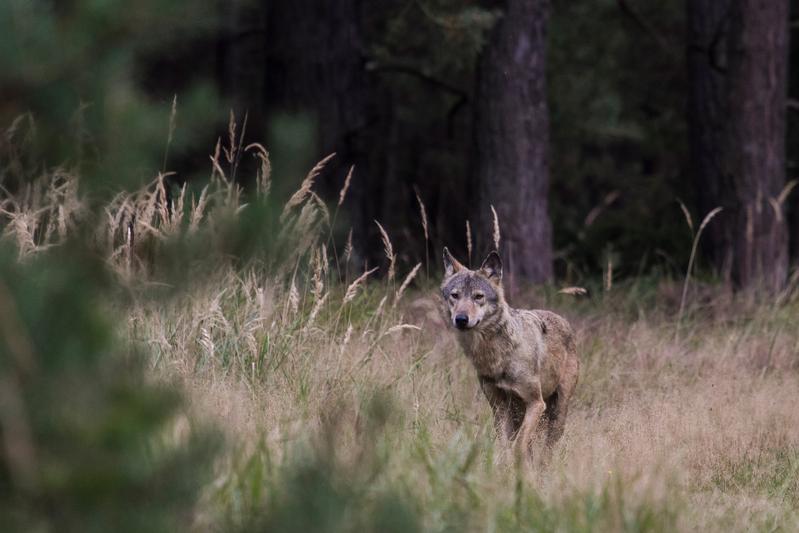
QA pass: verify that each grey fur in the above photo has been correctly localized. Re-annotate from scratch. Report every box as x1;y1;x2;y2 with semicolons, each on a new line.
440;249;580;461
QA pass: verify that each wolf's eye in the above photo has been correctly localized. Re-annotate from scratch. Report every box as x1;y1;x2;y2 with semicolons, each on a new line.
474;293;485;302
450;292;460;300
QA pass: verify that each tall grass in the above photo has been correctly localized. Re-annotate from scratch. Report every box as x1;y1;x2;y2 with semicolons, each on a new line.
2;115;799;531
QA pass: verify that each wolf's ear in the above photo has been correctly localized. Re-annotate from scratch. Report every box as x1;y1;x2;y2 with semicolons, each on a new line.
479;251;502;282
442;247;464;277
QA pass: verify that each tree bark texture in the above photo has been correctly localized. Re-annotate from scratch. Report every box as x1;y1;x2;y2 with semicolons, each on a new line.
475;0;553;288
687;0;790;291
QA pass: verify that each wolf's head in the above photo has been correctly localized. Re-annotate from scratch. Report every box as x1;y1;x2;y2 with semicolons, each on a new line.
440;247;505;331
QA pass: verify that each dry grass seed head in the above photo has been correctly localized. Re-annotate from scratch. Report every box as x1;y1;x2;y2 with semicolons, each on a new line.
281;152;336;222
415;189;429;243
777;179;797;205
210;138;227;183
374;294;388;320
340;323;353;354
338;165;354;207
384;324;421;335
309;192;330;227
288;279;300;318
465;219;472;265
162;94;177;171
559;286;588;296
583;190;621;228
224;110;237;164
311;248;325;300
344;228;354;264
245;143;272;199
676;198;694;234
374;220;396;281
189;184;210;233
306;292;328;330
320;244;328;278
139;183;159;235
394;262;422;307
343;267;378;304
292;201;321;256
490;204;500;251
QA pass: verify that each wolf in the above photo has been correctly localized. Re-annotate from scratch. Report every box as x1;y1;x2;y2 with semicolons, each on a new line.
440;248;579;458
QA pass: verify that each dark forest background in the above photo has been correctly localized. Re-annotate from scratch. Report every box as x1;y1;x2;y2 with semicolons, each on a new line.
3;0;799;290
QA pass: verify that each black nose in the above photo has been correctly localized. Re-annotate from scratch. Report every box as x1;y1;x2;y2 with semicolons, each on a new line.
454;314;469;329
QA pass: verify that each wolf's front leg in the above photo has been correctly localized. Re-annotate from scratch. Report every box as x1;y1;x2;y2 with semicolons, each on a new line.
480;379;516;441
516;399;546;460
497;377;545;461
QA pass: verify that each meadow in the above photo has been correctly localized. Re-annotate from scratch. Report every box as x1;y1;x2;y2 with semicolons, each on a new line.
2;125;799;532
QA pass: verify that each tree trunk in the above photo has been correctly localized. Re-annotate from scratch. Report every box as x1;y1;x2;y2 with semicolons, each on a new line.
264;0;372;222
219;1;267;135
687;0;790;291
474;0;553;289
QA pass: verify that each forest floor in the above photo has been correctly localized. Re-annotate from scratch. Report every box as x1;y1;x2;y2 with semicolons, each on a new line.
136;269;799;532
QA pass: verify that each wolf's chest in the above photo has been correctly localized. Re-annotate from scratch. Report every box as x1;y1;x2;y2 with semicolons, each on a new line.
465;346;507;377
458;332;514;375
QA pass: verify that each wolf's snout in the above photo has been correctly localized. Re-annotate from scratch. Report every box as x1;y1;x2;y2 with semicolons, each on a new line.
454;314;469;329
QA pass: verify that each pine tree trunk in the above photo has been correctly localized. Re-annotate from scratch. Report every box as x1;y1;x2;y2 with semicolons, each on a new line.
474;0;553;289
687;0;790;291
264;0;371;214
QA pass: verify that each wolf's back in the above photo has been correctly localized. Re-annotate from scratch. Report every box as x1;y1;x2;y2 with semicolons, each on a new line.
533;310;575;350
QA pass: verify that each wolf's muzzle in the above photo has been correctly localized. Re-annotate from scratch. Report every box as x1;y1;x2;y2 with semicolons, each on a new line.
454;314;469;330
